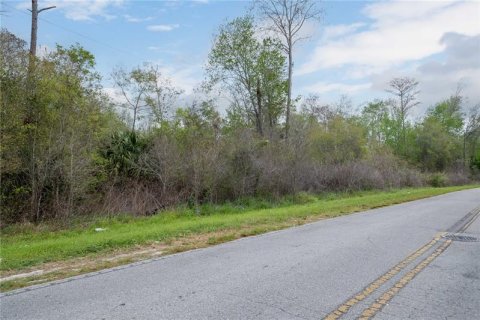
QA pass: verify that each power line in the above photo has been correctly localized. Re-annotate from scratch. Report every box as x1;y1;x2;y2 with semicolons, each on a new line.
2;2;140;59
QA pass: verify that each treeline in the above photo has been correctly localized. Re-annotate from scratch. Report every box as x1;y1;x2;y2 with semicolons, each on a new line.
1;17;479;224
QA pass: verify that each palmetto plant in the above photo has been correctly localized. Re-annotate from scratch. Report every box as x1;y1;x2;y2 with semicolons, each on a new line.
100;131;148;177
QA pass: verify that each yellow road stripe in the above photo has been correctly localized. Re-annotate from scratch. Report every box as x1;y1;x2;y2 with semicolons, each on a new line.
358;240;452;320
322;233;444;320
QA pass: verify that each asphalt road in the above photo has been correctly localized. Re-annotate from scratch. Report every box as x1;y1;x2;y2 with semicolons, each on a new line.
1;188;479;320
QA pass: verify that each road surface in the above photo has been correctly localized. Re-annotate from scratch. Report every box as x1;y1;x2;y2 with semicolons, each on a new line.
1;188;479;319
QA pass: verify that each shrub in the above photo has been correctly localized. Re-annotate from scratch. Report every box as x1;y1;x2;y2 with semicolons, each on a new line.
99;131;149;177
445;171;471;186
291;192;317;204
428;173;447;187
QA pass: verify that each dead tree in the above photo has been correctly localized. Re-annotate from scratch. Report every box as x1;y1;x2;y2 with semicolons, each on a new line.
386;77;420;154
256;0;322;139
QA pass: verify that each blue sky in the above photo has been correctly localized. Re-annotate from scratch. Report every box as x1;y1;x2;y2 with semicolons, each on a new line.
2;0;479;116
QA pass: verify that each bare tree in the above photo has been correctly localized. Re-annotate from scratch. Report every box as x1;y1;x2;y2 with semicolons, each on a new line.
112;64;182;132
256;0;322;139
301;94;334;128
112;66;152;132
386;77;420;154
143;65;182;125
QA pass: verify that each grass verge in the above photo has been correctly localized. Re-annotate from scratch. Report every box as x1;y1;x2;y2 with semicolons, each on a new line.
1;185;478;291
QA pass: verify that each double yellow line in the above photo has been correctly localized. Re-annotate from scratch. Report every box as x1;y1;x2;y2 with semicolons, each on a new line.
323;233;444;320
325;205;480;320
357;239;451;319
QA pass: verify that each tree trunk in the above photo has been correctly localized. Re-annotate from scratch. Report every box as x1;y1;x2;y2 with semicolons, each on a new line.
286;49;293;139
132;106;137;132
256;79;264;137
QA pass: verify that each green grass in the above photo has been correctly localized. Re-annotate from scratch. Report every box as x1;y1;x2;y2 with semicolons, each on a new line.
1;185;477;272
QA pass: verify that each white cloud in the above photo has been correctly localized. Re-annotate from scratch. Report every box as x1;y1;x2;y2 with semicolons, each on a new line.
370;32;480;113
320;23;365;42
157;64;201;95
416;33;480;108
256;18;319;52
362;0;457;24
147;24;180;32
103;87;124;104
303;82;370;95
298;1;480;75
16;0;125;21
123;14;153;23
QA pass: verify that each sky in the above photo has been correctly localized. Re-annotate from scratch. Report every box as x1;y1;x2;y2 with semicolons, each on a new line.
2;0;480;117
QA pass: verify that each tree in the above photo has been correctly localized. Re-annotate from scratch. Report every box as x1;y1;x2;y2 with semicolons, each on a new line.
112;64;180;132
415;117;461;171
1;29;29;174
428;93;464;135
463;104;480;169
256;0;322;138
386;77;420;155
207;16;287;137
174;100;223;208
1;36;119;222
112;66;154;132
143;65;182;125
360;100;392;146
307;115;366;164
301;94;338;129
1;30;30;222
1;29;29;79
33;44;114;219
257;39;288;134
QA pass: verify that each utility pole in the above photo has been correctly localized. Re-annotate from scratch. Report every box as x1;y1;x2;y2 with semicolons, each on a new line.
27;0;55;221
29;0;55;65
